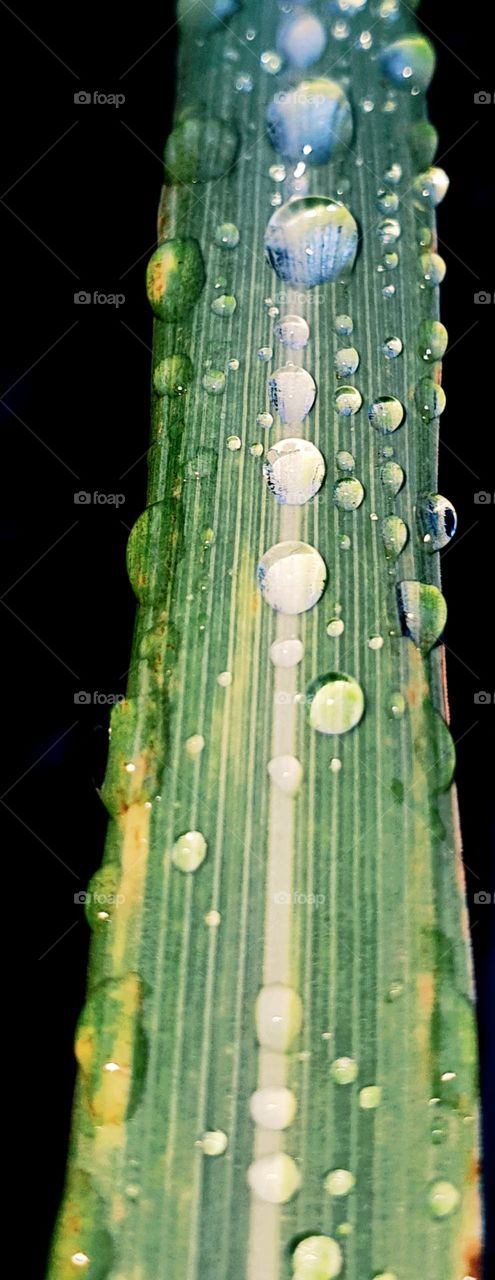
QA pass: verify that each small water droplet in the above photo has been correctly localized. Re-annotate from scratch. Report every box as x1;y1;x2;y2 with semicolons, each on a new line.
386;979;404;999
257;411;274;430
165;116;239;184
420;251;446;286
186;734;205;759
382;335;403;359
269;638;304;669
413;166;449;208
235;71;253;92
339;533;352;550
71;1254;90;1269
247;1152;301;1203
359;1085;382;1108
336;449;355;472
381;461;405;496
309;675;364;735
368;634;384;650
369;395;404;433
172;831;207;873
377;188;399;213
269;363;316;422
261;50;283;75
327;618;345;637
200;1129;228;1156
258;542;327;614
428;1180;460;1218
275;313;310;349
250;441;263;457
334;384;362;416
202;369;226;395
416;378;446;422
418;319;448;362
258;345;273;363
330;1056;358;1084
334;347;360;377
334;477;365;510
397;580;447;653
324;1168;355;1197
205;909;221;927
378;217;401;246
226;435;242;452
214;221;240;248
211;293;237;317
382;514;408;558
330;756;342;773
335;314;353;336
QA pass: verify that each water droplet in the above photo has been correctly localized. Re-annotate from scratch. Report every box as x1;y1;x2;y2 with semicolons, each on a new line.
369;395;404;434
261;49;283;75
267;78;352;165
334;384;362;416
186;733;205;758
334;347;360;377
397;580;447;653
269;363;316;422
172;831;207;873
330;757;342;773
388;693;406;721
358;29;373;50
276;13;327;69
258;345;273;363
413;166;449;208
293;1236;342;1280
164;116;239;184
409;119;439;168
330;1055;358;1084
382;283;396;299
153;353;193;397
250;442;263;457
248;1152;301;1203
377;217;401;245
383;250;399;269
336;449;355;472
309;675;364;735
211;293;236;317
270;637;304;668
382;514;408;558
227;357;239;371
226;434;242;451
380;460;404;495
368;634;384;650
377;188;399;213
258;542;327;614
214;221;240;248
200;1129;228;1156
250;1086;297;1130
265;196;358;287
275;313;310;349
205;909;221;927
256;983;303;1051
428;1180;460;1218
324;1169;355;1197
217;671;232;688
380;37;436;90
332;19;349;40
335;314;353;336
339;533;352;550
359;1085;382;1108
235;71;253;92
420;251;446;286
268;754;303;795
386;979;404;1000
269;163;286;183
327;618;345;637
385;162;402;184
416;378;446;422
382;335;403;359
202;368;226;395
333;477;364;510
263;438;325;506
71;1254;90;1269
416;492;457;550
418;319;448;362
146;239;205;321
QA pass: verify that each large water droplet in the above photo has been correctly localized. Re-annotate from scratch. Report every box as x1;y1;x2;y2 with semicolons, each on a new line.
269;637;304;668
258;542;327;614
335;314;353;336
164;115;238;184
334;384;362;416
268;364;316;422
153;353;193;397
211;293;236;317
333;477;365;510
249;1087;297;1130
418;319;448;361
202;368;226;395
420;251;446;286
382;514;408;558
247;1152;301;1203
146;239;205;321
264;196;358;287
309;675;365;735
413;166;449;208
293;1235;343;1279
276;13;327;69
368;395;404;433
380;37;436;90
172;831;207;872
267;78;352;164
336;449;355;472
334;347;360;377
409;119;438;168
263;438;325;505
397;580;447;653
416;378;446;422
275;313;310;349
268;754;303;795
255;984;303;1051
416;492;457;550
380;460;404;495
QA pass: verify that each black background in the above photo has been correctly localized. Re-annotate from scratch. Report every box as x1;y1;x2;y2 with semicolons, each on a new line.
1;4;493;1274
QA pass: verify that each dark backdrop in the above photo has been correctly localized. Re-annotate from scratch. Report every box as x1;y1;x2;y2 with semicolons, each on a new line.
1;4;492;1274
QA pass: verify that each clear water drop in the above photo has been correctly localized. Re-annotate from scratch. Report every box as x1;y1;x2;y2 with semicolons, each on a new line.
263;438;326;505
382;514;408;558
200;1129;228;1156
418;319;448;361
258;542;326;614
164;116;239;184
382;335;402;359
327;618;345;637
380;36;436;90
388;694;406;720
211;293;236;317
428;1180;460;1218
412;166;449;208
378;217;401;245
257;411;274;429
226;434;242;451
309;675;365;735
214;221;240;248
274;313;310;348
261;49;283;75
420;251;446;286
380;461;404;495
416;378;446;422
334;384;362;416
269;637;304;668
368;395;404;433
258;345;273;363
336;449;355;472
269;363;316;422
334;347;360;377
377;189;399;213
397;580;447;653
416;492;457;550
293;1236;342;1280
359;1085;382;1108
267;78;352;165
333;477;364;510
247;1152;301;1204
267;754;303;794
249;1087;297;1130
368;634;384;650
265;196;358;287
202;369;226;395
172;830;207;873
324;1169;355;1197
330;1055;358;1083
255;983;303;1050
335;314;353;336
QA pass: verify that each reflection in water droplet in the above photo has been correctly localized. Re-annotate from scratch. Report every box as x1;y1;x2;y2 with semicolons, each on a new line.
336;450;355;472
335;347;360;377
276;13;327;69
275;313;310;349
378;218;401;245
397;580;447;653
417;492;457;550
226;435;242;451
256;984;303;1051
211;293;237;317
268;754;303;795
258;346;273;363
324;1169;355;1197
334;385;362;416
330;1056;358;1084
258;542;327;614
267;78;352;165
335;314;353;336
269;364;316;422
382;336;403;360
428;1180;460;1218
172;831;207;873
420;252;446;286
293;1235;343;1280
247;1152;301;1203
368;635;384;650
339;533;352;550
377;188;399;213
418;319;448;361
165;116;239;184
359;1085;382;1108
214;223;239;250
203;369;226;395
369;396;404;433
309;675;364;735
71;1254;89;1269
381;461;405;496
416;378;446;422
263;438;325;505
265;196;358;287
257;411;273;430
382;283;396;299
250;1086;297;1130
153;353;193;397
270;637;304;668
333;477;364;510
382;514;408;558
380;36;436;90
200;1129;228;1156
186;734;205;759
413;166;449;208
261;49;283;75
